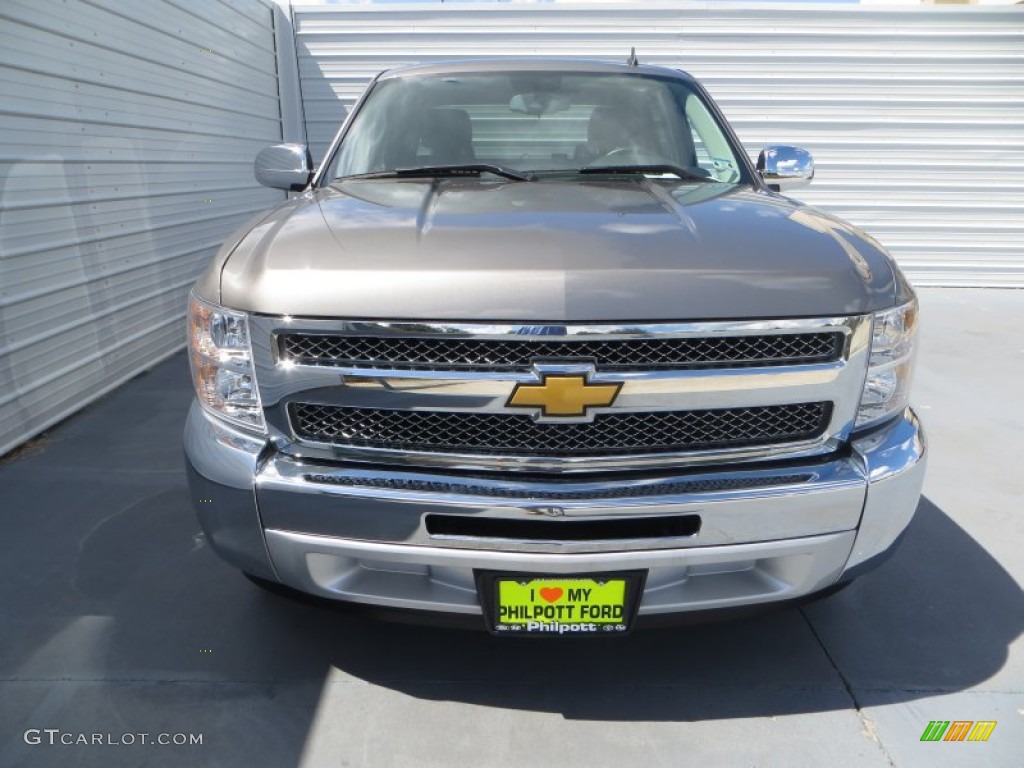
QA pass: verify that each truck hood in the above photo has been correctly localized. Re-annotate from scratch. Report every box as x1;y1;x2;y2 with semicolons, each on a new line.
218;178;897;320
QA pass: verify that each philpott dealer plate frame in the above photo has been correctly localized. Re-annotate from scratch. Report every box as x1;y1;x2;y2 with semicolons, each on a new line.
475;570;646;637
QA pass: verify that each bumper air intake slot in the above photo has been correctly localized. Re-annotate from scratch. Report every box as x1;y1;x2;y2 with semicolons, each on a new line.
424;513;701;542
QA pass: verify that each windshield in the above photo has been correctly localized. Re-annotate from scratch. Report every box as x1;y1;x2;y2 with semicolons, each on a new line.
326;71;746;183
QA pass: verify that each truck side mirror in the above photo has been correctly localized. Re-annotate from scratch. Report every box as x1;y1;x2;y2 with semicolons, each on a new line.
757;145;814;191
254;143;313;191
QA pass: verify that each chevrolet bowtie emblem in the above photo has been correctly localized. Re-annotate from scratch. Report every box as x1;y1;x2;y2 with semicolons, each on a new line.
507;375;622;418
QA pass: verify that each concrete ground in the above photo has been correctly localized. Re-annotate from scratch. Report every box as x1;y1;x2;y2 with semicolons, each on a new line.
0;287;1020;768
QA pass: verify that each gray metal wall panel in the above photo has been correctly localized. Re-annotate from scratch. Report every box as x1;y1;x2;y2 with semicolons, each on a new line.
0;0;284;457
292;3;1024;287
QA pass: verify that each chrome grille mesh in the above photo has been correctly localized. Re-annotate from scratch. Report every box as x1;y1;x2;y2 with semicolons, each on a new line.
280;332;843;371
289;402;831;456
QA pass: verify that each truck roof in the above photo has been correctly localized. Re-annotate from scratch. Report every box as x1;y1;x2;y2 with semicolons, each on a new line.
376;58;696;83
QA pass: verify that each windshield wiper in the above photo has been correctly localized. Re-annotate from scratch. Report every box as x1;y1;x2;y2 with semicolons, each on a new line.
578;164;712;182
340;164;533;182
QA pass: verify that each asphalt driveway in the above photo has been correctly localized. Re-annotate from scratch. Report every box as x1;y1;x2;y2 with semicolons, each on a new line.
0;288;1021;767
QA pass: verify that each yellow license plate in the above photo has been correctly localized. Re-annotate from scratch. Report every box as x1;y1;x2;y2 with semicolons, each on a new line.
489;574;640;636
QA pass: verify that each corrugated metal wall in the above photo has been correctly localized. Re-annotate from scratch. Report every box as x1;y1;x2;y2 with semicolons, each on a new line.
291;2;1024;287
0;0;284;457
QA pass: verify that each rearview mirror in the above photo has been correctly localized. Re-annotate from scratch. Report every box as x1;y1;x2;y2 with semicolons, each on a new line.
756;145;814;191
509;92;572;116
254;143;313;191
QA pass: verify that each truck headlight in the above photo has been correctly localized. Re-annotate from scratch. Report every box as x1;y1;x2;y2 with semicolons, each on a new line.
856;298;918;428
188;292;265;432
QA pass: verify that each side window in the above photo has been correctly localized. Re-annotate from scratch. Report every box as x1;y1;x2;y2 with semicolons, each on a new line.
690;125;713;170
684;94;740;183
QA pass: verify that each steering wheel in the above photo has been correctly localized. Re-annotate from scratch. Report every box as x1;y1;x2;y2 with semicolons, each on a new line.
588;146;635;165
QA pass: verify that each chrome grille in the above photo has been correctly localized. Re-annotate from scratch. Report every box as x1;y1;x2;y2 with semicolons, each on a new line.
289;402;832;456
279;332;843;371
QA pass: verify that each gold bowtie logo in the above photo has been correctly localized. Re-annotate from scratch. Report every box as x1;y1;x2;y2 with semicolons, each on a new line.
507;375;622;417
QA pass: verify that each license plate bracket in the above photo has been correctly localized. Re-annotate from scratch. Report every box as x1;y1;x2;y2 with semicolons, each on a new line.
475;570;646;637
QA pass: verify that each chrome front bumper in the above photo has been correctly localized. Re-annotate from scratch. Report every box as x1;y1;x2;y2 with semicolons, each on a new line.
184;403;926;618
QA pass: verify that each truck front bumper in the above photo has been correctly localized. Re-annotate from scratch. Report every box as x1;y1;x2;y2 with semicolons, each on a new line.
184;403;925;619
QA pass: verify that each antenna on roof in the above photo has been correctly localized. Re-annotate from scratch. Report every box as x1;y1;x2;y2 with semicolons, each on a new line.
626;47;639;68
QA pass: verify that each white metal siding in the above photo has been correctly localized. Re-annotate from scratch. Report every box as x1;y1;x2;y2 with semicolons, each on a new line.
292;2;1024;287
0;0;284;457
